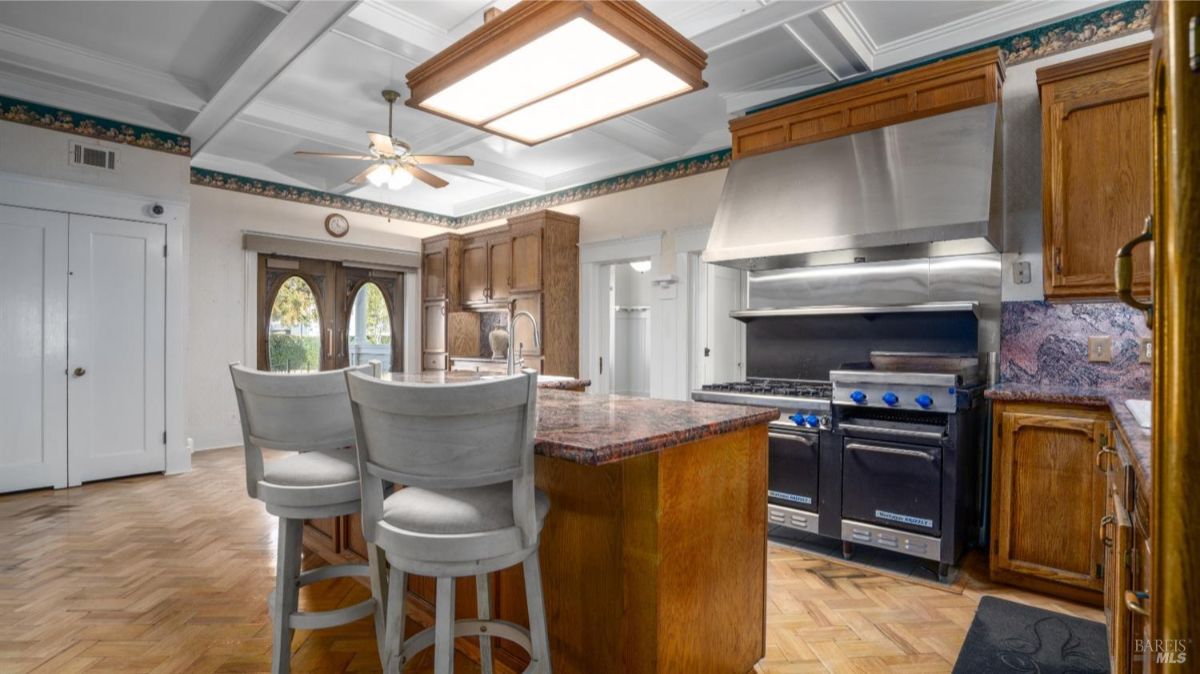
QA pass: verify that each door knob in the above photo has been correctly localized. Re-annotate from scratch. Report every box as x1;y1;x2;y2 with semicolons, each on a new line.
73;367;86;377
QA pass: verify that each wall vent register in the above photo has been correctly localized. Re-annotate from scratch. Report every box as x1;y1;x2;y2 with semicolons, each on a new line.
69;141;116;171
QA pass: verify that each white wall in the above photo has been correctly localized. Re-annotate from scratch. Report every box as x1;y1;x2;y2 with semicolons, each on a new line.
613;261;654;307
0;121;189;202
185;185;425;450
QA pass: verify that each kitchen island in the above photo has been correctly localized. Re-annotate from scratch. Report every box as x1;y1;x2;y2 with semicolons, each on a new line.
371;374;777;674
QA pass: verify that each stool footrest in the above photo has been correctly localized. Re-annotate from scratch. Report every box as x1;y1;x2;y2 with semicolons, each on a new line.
298;563;369;586
392;619;536;671
289;597;378;630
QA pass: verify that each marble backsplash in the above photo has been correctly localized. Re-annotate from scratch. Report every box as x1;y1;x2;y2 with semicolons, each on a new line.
999;301;1150;391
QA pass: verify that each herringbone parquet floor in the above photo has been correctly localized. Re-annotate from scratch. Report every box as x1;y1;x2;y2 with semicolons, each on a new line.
0;448;1100;673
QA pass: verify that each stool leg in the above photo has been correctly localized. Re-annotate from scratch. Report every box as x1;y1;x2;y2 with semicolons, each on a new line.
367;544;389;668
523;553;551;674
434;577;456;674
271;518;302;674
475;574;493;674
382;563;406;673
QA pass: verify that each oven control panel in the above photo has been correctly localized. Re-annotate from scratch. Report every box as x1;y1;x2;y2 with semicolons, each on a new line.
832;381;957;411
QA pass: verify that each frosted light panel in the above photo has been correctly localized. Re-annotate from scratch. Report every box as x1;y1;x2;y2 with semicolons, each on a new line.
421;18;637;124
486;59;690;143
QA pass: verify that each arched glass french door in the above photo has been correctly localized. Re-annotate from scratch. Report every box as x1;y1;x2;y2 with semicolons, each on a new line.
257;256;404;373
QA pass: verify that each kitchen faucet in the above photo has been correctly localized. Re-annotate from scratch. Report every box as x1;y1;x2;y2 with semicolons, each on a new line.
507;310;541;375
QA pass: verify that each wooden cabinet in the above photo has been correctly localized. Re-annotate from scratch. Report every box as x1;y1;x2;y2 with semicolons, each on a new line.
488;236;511;301
1103;424;1153;674
419;210;578;376
729;48;1003;159
461;240;488;305
990;401;1108;602
1037;43;1152;300
510;226;542;293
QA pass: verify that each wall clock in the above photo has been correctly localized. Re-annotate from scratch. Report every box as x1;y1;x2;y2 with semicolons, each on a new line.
324;213;349;238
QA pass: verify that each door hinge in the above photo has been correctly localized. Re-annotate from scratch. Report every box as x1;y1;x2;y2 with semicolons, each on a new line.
598;357;603;375
1190;15;1198;73
162;430;167;444
1097;563;1104;579
704;346;711;357
163;243;168;258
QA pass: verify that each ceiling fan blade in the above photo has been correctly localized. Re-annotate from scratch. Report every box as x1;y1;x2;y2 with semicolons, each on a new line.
367;132;395;157
348;163;381;185
294;151;375;160
409;155;474;166
403;163;449;189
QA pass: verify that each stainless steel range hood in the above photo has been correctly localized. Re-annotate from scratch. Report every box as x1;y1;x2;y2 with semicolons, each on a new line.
704;103;1003;270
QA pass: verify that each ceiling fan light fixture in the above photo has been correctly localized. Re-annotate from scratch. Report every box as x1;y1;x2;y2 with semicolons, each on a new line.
406;1;707;146
387;167;414;190
365;163;392;187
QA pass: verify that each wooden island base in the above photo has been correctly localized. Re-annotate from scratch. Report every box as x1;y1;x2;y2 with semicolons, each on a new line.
370;424;768;674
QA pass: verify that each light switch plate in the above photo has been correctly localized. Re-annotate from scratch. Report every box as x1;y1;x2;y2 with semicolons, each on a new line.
1138;336;1152;363
1012;260;1031;285
1088;336;1113;362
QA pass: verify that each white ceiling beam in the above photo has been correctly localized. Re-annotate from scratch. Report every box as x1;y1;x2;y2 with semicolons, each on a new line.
345;0;448;55
691;1;835;52
719;64;833;115
819;3;877;70
0;25;207;112
434;160;545;195
185;1;359;153
783;15;868;81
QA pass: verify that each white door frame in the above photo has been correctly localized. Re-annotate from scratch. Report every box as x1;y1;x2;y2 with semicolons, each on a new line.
579;233;663;396
0;170;189;476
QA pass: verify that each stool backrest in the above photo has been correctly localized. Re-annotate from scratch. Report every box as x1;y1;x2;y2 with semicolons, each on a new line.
229;362;377;498
345;370;539;543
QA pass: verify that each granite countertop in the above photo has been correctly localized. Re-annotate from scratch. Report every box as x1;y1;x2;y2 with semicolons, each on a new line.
986;383;1151;503
382;372;776;465
383;371;590;390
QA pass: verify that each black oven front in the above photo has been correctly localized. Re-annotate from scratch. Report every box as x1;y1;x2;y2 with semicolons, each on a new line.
767;423;819;513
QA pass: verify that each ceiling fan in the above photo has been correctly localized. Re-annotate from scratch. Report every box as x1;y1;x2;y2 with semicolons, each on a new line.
294;89;473;190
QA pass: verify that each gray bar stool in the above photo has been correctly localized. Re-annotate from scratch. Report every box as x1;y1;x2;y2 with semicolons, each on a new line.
345;369;551;674
229;362;387;674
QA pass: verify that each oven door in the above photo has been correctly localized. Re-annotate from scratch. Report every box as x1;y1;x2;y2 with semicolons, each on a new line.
768;424;819;512
841;437;942;535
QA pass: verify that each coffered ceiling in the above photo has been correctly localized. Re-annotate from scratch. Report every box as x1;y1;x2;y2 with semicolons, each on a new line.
0;0;1117;217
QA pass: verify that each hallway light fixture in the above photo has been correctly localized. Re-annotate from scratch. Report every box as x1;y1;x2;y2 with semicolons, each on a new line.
629;260;652;273
406;1;707;145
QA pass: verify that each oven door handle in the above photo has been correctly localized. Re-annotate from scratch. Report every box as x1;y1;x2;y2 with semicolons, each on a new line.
768;431;816;446
838;423;944;443
845;442;936;461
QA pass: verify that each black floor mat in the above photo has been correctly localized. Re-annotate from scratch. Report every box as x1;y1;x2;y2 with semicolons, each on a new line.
952;596;1109;673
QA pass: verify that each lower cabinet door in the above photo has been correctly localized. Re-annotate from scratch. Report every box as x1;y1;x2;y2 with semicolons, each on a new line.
1105;492;1133;674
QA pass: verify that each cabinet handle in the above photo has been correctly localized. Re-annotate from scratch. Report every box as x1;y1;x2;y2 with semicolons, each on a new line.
1095;447;1117;472
327;328;334;357
1053;247;1063;275
1125;590;1150;616
1099;514;1114;547
1115;214;1153;325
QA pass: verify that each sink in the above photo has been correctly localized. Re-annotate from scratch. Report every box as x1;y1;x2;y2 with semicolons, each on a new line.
481;374;573;383
1125;399;1151;429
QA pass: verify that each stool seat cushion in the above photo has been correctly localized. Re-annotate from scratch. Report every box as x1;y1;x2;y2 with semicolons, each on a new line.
262;447;358;487
381;484;549;535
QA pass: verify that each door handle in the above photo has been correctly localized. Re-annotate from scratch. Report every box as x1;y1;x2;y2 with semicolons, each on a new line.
72;367;86;378
845;442;936;461
1125;590;1150;616
1095;446;1117;472
1099;514;1114;547
1115;215;1153;325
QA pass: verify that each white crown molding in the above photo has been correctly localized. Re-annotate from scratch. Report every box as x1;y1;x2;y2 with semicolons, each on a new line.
0;24;208;112
0;68;190;132
345;0;448;56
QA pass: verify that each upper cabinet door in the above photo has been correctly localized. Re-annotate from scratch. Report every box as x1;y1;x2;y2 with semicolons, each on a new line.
423;249;447;300
1039;45;1152;300
461;243;488;304
488;237;512;301
510;229;542;293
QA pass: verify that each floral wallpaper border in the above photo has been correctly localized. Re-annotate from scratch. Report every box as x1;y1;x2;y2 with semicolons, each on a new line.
7;0;1151;227
0;94;190;156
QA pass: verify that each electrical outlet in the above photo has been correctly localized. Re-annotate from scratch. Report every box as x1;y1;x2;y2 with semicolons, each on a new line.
1088;336;1113;362
1138;336;1152;364
1012;260;1032;285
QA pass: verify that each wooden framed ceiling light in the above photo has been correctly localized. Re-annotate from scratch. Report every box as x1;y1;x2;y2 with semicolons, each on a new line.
405;1;708;145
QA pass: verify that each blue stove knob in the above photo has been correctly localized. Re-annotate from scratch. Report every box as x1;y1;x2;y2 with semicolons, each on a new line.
915;394;934;409
882;391;899;406
805;414;819;427
789;412;806;425
850;390;867;404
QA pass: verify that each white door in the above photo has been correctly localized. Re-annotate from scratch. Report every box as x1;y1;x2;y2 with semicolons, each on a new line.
0;204;68;492
704;263;745;384
67;214;166;484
